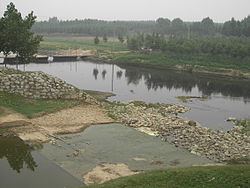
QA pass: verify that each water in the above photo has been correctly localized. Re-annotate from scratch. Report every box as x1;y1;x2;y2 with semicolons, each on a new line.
39;124;211;180
9;61;250;131
0;135;84;188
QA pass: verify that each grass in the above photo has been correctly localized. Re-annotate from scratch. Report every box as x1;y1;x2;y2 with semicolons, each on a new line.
235;119;250;135
39;36;127;54
227;158;250;165
83;90;114;100
0;107;4;116
84;165;250;188
130;101;166;109
110;51;250;72
176;96;208;103
0;91;80;118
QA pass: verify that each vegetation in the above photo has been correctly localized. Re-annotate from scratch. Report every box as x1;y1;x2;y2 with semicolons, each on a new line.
0;3;42;63
100;51;250;76
38;36;127;54
32;16;250;37
94;36;100;45
176;96;207;103
127;34;250;59
235;119;250;135
0;91;80;118
85;165;250;188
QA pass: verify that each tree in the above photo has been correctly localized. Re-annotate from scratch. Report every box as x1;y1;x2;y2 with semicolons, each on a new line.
103;35;108;42
0;3;42;64
156;18;171;34
201;17;215;35
171;18;186;36
118;35;124;43
0;18;4;54
94;36;100;44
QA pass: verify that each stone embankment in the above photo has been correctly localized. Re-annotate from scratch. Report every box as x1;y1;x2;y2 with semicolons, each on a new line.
106;101;250;162
0;67;86;99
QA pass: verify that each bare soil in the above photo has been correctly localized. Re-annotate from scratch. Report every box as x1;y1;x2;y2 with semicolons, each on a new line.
0;104;114;142
83;163;138;185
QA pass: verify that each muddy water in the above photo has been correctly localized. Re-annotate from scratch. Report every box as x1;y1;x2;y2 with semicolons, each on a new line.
0;135;84;188
15;61;250;131
39;124;211;181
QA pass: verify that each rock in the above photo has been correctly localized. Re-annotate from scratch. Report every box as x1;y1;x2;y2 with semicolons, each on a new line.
188;120;197;126
107;100;250;162
0;67;89;101
227;117;237;122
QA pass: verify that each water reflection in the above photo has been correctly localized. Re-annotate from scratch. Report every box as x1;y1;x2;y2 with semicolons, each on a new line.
102;70;107;80
93;68;99;80
116;71;123;79
90;64;250;101
0;135;37;173
120;65;250;101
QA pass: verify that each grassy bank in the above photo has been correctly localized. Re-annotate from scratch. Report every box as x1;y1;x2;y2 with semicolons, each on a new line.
93;51;250;78
0;91;80;118
84;165;250;188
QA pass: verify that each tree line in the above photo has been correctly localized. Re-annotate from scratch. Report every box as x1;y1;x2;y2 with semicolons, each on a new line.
32;16;250;37
0;3;42;63
127;33;250;58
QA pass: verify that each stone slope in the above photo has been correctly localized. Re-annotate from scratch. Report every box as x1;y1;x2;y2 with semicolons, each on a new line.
0;67;86;99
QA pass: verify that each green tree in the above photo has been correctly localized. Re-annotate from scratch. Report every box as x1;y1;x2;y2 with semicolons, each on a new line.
201;17;215;35
0;3;42;64
94;36;100;44
118;35;124;43
156;18;171;34
103;35;108;42
171;18;186;35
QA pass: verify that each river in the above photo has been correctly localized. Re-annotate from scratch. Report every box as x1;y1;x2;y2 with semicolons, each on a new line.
12;60;250;131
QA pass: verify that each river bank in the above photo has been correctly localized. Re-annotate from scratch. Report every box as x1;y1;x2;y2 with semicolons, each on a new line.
86;51;250;80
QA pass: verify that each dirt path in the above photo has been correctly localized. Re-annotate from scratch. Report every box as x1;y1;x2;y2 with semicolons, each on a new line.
0;104;114;142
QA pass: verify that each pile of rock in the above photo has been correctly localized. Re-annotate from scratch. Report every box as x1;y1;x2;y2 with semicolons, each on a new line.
0;67;87;100
107;101;250;162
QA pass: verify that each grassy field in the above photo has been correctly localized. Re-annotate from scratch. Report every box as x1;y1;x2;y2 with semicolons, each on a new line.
0;91;80;118
39;36;127;54
84;165;250;188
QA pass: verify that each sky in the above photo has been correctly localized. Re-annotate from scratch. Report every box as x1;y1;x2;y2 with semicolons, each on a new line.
0;0;249;22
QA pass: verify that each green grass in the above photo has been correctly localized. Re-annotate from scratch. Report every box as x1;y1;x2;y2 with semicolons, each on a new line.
110;51;250;72
84;165;250;188
0;107;4;116
176;96;208;103
235;119;250;135
0;91;80;118
39;36;127;54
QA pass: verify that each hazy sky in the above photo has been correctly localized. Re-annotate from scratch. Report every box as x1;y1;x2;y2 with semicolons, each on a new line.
0;0;249;22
